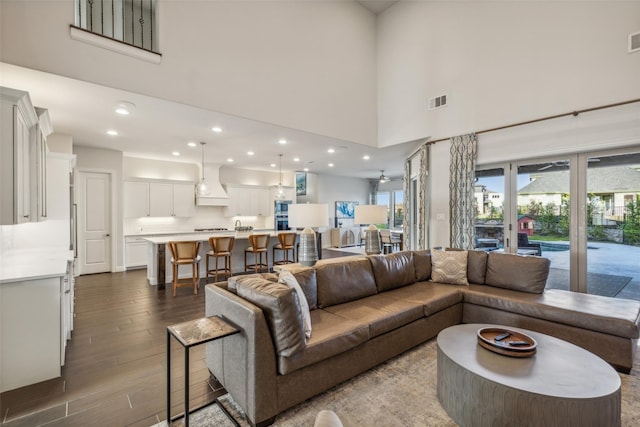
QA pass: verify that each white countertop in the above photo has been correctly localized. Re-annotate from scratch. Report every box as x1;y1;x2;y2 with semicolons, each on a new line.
143;231;283;244
0;247;74;283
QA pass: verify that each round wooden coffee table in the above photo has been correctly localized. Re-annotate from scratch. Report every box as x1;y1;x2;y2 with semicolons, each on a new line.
437;324;621;427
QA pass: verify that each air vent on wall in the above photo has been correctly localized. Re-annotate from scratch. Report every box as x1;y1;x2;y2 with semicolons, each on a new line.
428;94;447;110
630;31;640;53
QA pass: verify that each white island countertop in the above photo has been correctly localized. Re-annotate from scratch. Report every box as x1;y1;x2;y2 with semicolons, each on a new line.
0;247;74;283
143;230;282;245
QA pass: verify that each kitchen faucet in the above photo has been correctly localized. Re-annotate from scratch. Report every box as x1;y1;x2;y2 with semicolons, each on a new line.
234;219;242;229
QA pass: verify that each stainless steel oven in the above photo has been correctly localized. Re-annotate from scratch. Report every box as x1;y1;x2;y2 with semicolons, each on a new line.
274;200;292;230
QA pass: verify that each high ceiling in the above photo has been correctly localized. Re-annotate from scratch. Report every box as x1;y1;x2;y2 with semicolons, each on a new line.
1;62;418;181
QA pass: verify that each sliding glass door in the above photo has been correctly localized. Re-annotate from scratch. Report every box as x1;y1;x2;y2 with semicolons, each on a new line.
583;150;640;299
478;148;640;301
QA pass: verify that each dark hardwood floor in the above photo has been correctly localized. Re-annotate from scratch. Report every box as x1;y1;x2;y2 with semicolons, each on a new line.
1;249;352;427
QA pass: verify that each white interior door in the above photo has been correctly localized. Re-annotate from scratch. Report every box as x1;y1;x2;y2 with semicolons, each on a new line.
78;171;111;274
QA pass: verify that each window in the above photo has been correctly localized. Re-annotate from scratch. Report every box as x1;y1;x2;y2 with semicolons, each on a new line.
75;0;158;52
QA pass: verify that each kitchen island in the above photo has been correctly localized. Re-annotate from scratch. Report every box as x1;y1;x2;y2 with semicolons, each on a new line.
144;231;287;287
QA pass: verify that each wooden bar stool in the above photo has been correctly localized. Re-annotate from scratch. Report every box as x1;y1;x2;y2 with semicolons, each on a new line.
244;234;269;273
272;232;297;265
168;241;201;297
206;236;235;282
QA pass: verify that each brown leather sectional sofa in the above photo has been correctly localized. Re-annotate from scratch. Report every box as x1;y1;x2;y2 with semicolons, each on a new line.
205;250;640;427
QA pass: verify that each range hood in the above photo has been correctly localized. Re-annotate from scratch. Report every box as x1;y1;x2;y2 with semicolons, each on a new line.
196;164;229;206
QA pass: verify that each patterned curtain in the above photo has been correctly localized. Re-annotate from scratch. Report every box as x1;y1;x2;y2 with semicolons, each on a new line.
369;180;379;205
449;133;477;249
403;144;429;251
418;145;428;250
402;159;410;250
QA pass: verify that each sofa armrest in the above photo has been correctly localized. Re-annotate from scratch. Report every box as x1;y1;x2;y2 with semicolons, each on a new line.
205;283;278;425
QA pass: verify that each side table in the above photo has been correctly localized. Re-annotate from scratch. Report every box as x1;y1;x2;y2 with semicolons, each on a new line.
167;316;240;426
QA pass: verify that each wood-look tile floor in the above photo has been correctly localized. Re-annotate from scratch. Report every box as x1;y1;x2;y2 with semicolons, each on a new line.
0;269;222;427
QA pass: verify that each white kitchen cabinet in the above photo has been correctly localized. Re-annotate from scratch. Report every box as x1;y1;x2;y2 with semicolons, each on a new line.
1;87;39;225
225;185;271;216
1;275;64;392
125;236;150;268
149;182;173;216
171;183;195;217
33;107;53;222
124;181;150;217
124;180;194;218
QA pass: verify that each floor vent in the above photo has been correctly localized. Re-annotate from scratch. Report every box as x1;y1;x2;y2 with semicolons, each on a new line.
630;31;640;53
428;94;448;110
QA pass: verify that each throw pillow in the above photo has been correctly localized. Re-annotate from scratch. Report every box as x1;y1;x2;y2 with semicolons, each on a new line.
413;250;432;281
369;251;415;292
236;276;306;357
279;270;312;340
431;249;469;286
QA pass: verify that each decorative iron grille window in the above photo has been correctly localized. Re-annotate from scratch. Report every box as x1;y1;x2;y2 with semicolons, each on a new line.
75;0;157;53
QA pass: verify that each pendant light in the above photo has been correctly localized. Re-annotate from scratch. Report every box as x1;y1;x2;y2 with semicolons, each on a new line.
276;154;285;199
195;142;209;196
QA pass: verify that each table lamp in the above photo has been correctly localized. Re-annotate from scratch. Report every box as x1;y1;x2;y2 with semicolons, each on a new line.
354;205;387;255
288;203;329;266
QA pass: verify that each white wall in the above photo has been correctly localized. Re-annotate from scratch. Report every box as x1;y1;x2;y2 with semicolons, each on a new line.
0;0;378;146
377;1;640;147
376;1;640;248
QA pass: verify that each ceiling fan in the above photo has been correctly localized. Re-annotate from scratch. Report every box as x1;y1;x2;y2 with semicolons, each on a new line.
379;170;390;183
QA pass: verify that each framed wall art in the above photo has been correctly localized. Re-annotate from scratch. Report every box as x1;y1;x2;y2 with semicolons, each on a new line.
296;172;307;196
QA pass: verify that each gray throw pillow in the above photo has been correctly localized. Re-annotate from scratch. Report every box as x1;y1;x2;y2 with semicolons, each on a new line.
236;276;306;357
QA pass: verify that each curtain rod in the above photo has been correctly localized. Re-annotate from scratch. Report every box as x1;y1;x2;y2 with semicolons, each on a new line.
425;98;640;146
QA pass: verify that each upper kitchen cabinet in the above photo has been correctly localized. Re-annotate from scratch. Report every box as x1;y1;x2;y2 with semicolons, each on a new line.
224;185;271;217
124;180;194;218
0;87;49;225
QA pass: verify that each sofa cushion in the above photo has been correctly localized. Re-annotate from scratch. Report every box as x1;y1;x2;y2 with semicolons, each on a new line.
315;259;378;308
385;282;464;316
464;285;640;339
236;276;306;357
431;250;468;285
279;270;312;340
324;293;424;338
413;250;431;281
369;251;415;292
485;252;550;293
293;268;318;310
277;309;370;375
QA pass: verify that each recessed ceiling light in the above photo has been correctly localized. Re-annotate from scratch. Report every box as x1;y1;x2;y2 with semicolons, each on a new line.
187;142;197;148
270;163;276;168
226;158;233;163
247;151;254;156
328;163;334;167
172;151;180;156
106;130;118;136
115;101;135;115
363;155;370;160
212;126;222;133
278;139;287;145
327;148;335;154
293;157;300;162
303;167;309;172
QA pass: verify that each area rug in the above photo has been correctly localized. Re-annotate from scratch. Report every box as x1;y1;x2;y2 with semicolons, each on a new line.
546;268;632;297
155;339;640;427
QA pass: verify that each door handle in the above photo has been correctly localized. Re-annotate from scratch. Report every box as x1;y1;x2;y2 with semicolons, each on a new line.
105;234;111;237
